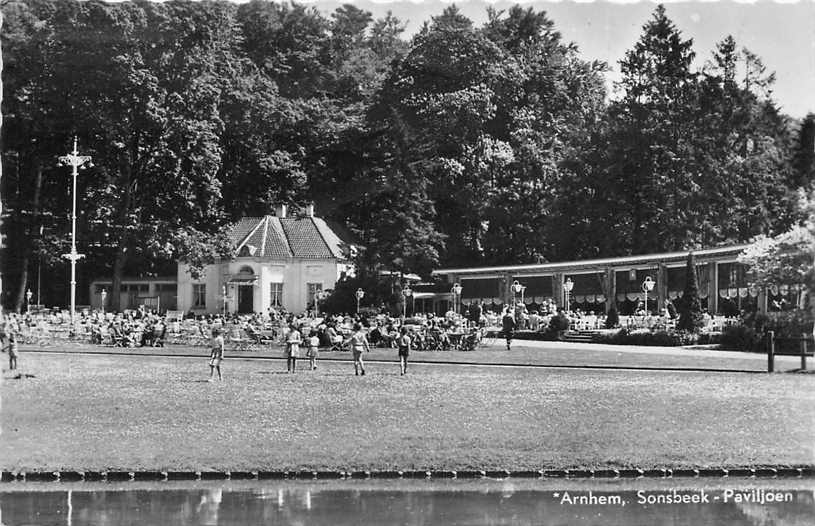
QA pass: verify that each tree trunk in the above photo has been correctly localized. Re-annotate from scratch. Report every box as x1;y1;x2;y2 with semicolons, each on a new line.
13;159;43;312
110;152;136;313
110;244;128;313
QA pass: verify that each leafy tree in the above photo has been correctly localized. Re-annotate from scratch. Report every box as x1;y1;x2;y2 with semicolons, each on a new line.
677;252;705;332
791;113;815;190
604;5;699;255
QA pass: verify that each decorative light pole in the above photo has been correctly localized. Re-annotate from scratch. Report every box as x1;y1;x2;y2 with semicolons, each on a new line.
451;282;462;315
58;137;92;323
26;289;33;314
641;276;655;316
512;280;525;306
355;288;364;314
402;286;413;319
100;288;107;314
563;277;574;312
314;290;327;318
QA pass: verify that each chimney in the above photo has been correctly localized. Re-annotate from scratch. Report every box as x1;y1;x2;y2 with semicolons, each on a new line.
274;204;287;218
304;203;315;217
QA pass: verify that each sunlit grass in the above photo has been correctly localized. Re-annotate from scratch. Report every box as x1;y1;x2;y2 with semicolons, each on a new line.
2;354;813;471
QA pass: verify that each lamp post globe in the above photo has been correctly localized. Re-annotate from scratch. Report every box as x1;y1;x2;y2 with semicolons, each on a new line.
355;288;364;314
563;277;574;312
402;286;413;318
641;276;655;316
512;280;525;306
451;283;462;314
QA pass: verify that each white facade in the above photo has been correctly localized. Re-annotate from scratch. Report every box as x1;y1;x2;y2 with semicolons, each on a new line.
177;259;352;315
176;208;354;315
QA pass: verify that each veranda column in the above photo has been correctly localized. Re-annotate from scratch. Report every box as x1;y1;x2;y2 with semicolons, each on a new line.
503;273;513;307
552;272;564;310
657;263;668;313
605;267;616;314
708;262;718;314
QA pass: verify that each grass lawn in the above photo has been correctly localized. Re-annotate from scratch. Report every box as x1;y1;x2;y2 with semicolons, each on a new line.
2;353;813;472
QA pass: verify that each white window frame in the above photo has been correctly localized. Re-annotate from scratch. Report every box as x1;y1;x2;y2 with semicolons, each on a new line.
270;282;283;308
192;284;206;309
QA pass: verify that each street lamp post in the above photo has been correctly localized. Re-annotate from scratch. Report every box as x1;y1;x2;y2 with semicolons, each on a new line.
451;283;462;315
642;276;655;316
355;288;364;315
402;286;413;319
563;278;574;313
100;288;107;314
512;280;526;307
314;290;327;318
26;289;33;314
58;137;92;323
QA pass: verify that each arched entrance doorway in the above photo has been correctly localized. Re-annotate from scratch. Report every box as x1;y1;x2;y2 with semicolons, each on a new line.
234;266;256;314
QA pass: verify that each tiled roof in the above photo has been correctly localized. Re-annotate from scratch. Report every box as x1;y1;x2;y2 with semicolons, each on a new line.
264;217;294;259
227;215;348;260
280;217;333;258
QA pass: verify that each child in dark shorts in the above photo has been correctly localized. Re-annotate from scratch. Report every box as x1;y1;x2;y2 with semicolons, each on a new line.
208;329;224;382
397;327;410;376
3;333;19;371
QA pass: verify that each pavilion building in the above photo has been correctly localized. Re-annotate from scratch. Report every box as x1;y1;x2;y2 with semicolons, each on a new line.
431;245;804;316
175;204;354;315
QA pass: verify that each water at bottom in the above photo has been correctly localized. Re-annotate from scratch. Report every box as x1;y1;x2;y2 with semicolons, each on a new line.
0;479;812;526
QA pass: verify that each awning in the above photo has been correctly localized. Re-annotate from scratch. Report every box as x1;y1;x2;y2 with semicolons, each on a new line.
228;277;258;285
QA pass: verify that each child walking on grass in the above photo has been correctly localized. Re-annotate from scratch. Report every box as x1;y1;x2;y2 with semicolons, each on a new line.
2;333;19;372
346;323;370;376
397;327;410;376
307;330;319;371
208;328;224;382
286;324;302;373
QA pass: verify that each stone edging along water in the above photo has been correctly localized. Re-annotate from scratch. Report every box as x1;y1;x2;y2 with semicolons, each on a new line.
2;467;813;483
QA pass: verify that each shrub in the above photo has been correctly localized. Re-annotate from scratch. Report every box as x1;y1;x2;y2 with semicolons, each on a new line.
605;306;619;329
720;325;761;352
513;330;560;342
594;329;686;346
677;252;705;332
548;313;570;332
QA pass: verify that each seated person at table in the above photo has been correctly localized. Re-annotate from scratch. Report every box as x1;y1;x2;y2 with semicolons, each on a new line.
245;324;262;344
152;320;167;347
368;324;383;346
383;324;398;348
141;322;155;347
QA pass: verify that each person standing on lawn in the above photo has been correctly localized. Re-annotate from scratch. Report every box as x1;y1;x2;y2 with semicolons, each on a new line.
286;324;302;373
502;308;516;351
208;328;224;382
306;329;319;371
346;323;370;376
3;333;19;372
397;326;411;375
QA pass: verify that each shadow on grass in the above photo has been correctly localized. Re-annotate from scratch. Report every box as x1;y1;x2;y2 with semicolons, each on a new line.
3;373;37;380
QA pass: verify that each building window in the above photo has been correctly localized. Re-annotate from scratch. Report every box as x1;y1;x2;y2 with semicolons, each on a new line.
307;282;323;306
270;283;283;308
192;284;206;308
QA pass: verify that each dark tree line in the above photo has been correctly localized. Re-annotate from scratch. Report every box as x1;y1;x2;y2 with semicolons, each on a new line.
1;1;813;311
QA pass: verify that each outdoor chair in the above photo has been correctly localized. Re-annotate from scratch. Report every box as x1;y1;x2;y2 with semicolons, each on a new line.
152;324;167;347
227;327;255;352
